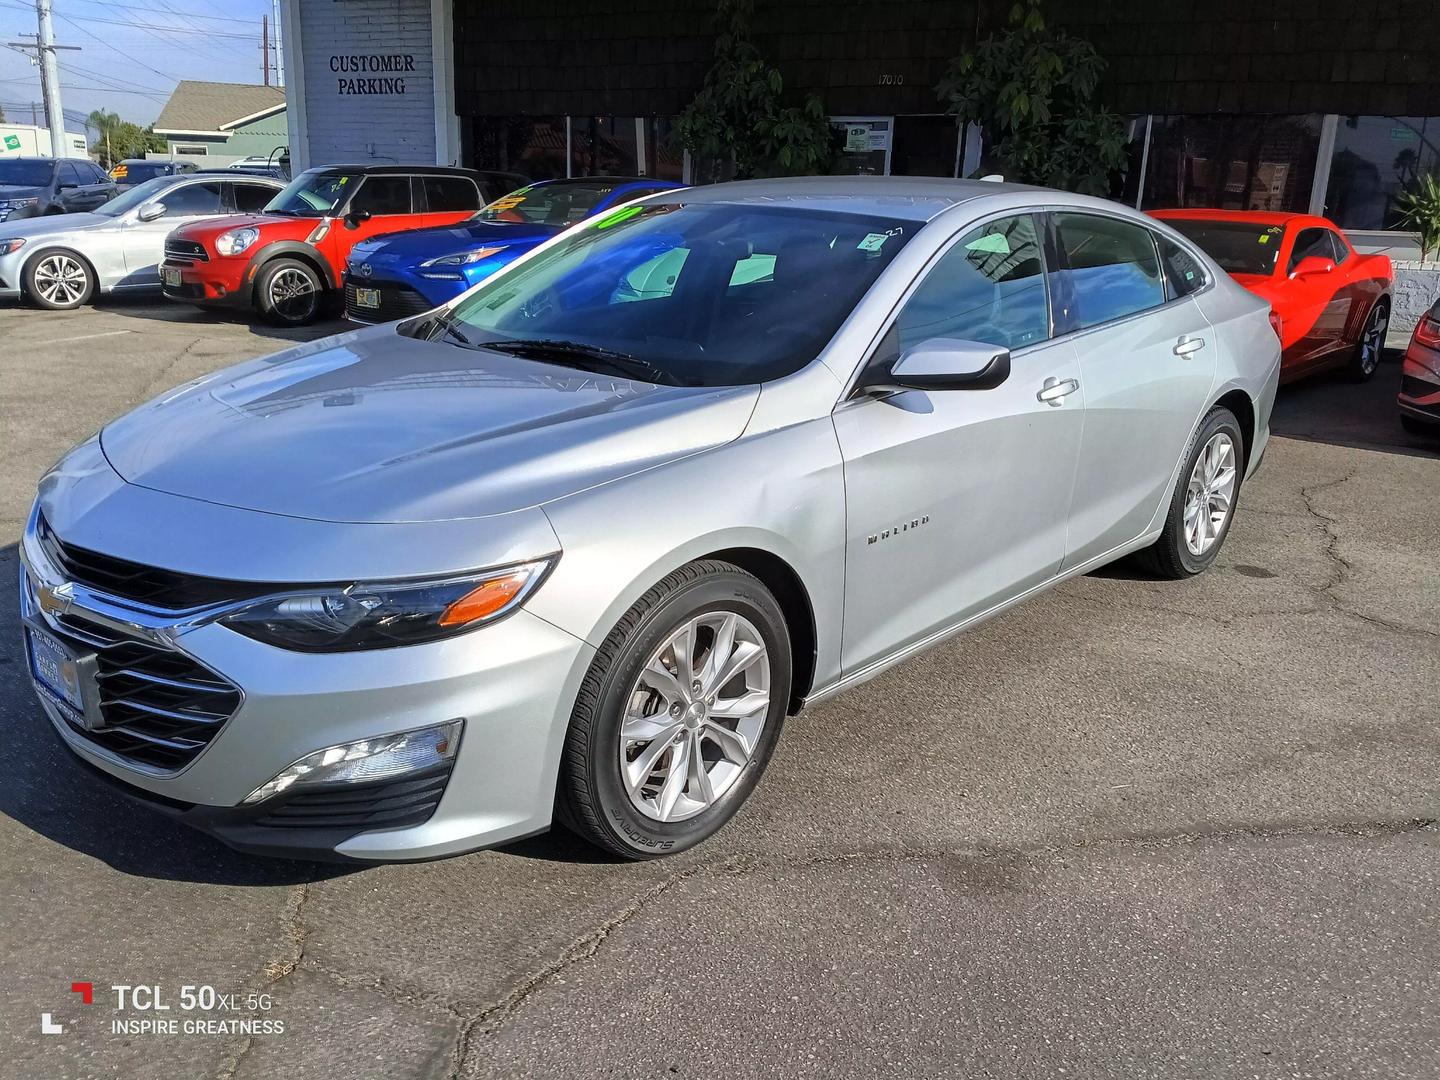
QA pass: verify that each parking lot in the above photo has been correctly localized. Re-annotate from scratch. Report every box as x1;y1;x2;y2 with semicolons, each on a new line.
1;298;1438;1079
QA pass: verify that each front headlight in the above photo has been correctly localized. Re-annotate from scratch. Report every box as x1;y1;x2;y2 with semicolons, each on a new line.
219;558;555;651
214;226;260;256
420;245;509;268
0;238;25;255
1;198;39;210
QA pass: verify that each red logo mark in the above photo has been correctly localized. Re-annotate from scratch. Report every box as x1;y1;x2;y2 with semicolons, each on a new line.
69;983;93;1004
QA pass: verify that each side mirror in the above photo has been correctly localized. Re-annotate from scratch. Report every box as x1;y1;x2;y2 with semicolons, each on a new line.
1289;255;1334;279
137;202;167;222
344;209;372;230
863;338;1012;394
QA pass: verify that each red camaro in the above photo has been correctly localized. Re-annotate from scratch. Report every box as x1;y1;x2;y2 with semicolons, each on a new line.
1151;210;1392;384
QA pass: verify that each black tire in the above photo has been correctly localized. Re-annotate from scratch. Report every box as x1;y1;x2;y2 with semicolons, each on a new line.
1347;300;1388;382
1401;414;1436;438
556;559;792;859
24;247;94;310
1136;406;1245;579
255;257;325;326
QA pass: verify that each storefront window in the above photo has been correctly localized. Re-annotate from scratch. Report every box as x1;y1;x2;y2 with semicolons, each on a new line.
645;118;685;182
1325;116;1440;231
571;117;639;177
889;116;959;177
471;117;567;181
1141;114;1321;214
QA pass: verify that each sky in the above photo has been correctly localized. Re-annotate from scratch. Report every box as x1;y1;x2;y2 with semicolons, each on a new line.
0;0;281;132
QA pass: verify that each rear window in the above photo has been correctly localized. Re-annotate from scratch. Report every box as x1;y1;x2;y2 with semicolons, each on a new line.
1163;218;1281;277
0;160;55;186
422;175;481;212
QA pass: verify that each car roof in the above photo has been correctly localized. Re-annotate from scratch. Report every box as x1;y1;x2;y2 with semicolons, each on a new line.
2;156;57;164
648;175;1053;223
1150;208;1339;231
307;164;486;177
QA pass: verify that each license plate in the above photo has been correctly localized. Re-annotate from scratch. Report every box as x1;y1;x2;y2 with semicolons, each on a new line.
161;266;182;288
28;627;84;712
354;287;381;309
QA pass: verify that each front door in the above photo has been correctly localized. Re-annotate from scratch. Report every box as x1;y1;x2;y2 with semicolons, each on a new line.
1047;212;1219;566
834;212;1083;674
328;174;420;262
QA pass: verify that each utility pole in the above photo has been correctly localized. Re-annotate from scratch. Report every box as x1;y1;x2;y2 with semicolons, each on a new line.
272;0;283;86
6;1;80;157
261;15;270;86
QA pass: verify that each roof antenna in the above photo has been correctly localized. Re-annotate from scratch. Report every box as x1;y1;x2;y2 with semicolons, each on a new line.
979;174;1005;183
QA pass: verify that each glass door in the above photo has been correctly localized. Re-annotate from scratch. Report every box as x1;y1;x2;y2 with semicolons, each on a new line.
830;116;892;175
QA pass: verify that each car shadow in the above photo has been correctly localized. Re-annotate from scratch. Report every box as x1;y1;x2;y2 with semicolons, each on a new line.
89;293;353;346
0;543;354;885
1270;349;1438;459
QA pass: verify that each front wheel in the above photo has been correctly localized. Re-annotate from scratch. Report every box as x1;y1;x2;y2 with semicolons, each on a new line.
1348;301;1388;382
25;248;94;309
256;257;325;326
556;560;792;859
1137;406;1244;579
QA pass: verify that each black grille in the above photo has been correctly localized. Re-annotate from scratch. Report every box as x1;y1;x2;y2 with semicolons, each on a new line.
251;765;451;831
37;514;279;610
1400;374;1438;401
164;238;208;263
41;610;241;771
345;280;433;323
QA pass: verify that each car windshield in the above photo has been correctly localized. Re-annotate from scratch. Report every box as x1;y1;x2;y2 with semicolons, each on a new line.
0;160;55;187
95;176;175;217
473;182;619;226
264;170;361;216
436;202;913;387
1163;219;1281;277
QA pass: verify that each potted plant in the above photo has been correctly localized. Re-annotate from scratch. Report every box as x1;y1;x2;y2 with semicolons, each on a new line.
1390;173;1440;338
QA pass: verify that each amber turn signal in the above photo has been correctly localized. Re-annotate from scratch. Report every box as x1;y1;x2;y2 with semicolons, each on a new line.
437;572;532;627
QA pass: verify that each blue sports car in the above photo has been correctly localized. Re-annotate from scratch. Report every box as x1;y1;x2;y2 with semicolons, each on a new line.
343;176;685;322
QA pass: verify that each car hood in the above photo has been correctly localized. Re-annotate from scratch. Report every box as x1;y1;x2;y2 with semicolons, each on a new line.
0;184;47;201
99;325;759;524
0;211;107;236
356;219;561;266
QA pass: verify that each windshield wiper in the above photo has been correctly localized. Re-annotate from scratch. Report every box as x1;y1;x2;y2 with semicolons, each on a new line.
481;339;678;385
425;312;477;348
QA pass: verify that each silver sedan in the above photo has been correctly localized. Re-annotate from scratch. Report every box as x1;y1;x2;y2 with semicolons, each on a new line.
20;177;1280;861
0;172;283;310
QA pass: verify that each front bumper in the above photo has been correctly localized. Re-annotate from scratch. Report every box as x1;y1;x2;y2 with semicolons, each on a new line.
342;271;445;324
19;516;594;862
159;257;251;308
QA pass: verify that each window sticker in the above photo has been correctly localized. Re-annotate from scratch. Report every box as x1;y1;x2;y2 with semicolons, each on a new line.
857;232;891;252
487;195;525;212
965;233;1011;255
595;205;644;230
1258;234;1270;244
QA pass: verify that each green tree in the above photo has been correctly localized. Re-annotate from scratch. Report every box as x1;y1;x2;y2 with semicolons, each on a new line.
677;0;833;182
87;109;165;168
936;0;1127;195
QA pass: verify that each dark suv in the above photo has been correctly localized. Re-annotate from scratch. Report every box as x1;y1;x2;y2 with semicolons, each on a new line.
0;157;117;222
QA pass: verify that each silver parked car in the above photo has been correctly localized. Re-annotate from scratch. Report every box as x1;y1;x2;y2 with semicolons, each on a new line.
0;171;283;310
20;178;1281;861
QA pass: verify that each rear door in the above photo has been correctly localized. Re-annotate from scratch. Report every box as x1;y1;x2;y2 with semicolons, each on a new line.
1050;211;1218;568
330;174;418;262
834;212;1084;673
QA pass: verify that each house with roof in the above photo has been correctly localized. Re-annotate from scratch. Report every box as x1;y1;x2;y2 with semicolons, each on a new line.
152;81;289;166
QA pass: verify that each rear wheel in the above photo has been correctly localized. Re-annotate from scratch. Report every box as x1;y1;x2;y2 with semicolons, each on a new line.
1137;406;1243;579
556;560;791;859
1348;301;1388;382
256;257;324;326
25;248;94;310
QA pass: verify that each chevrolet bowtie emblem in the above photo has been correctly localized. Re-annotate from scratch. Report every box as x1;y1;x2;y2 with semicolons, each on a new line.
37;581;75;617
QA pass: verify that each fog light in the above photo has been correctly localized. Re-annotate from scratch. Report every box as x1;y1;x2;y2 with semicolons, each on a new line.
242;719;462;804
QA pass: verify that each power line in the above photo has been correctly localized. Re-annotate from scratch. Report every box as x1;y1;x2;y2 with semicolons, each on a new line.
41;12;254;39
67;0;260;25
50;11;180;85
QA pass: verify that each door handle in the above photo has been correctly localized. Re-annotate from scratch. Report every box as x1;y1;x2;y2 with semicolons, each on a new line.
1037;377;1079;405
1174;335;1206;356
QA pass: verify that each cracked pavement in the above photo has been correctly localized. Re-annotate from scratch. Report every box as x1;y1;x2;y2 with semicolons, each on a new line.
1;301;1437;1079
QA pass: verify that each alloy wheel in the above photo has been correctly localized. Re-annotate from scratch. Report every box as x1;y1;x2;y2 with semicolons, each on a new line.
1183;431;1237;556
1358;306;1387;376
619;611;771;822
268;267;318;322
34;254;87;306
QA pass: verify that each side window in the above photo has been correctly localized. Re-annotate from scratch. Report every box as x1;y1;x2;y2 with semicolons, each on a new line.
1158;236;1206;299
1053;213;1165;330
892;214;1049;353
157;181;224;217
59;161;83;187
1287;228;1333;273
1326;229;1351;265
350;176;413;215
233;182;274;213
422;176;482;212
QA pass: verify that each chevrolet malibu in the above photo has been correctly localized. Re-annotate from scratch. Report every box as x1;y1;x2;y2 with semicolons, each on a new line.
21;177;1281;862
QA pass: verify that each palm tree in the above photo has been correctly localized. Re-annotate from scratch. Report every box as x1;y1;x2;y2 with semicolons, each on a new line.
88;109;122;167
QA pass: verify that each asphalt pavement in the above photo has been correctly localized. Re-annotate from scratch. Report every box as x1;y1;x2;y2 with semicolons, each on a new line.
1;298;1437;1079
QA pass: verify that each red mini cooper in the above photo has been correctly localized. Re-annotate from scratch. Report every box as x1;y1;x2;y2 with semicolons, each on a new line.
159;165;516;325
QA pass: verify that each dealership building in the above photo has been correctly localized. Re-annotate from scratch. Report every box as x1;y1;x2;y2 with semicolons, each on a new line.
280;0;1440;250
